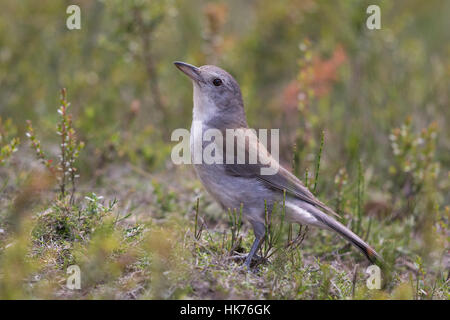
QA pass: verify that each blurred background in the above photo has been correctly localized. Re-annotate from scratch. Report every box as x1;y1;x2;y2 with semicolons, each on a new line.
1;0;448;172
0;0;448;299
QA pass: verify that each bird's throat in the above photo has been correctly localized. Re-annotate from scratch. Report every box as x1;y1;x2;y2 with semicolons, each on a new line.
192;85;218;123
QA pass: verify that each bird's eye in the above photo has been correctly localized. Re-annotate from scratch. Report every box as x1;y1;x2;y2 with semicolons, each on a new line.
212;78;222;86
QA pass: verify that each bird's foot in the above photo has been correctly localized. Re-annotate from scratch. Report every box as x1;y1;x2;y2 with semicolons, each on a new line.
228;252;267;269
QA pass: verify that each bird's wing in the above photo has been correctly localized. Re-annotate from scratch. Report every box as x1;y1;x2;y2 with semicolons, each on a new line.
223;128;340;218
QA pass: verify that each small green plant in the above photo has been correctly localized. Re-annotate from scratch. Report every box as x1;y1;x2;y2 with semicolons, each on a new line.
285;224;308;253
389;118;440;215
390;118;439;184
33;193;117;242
194;198;204;241
291;38;317;179
0;117;19;165
227;204;243;253
353;160;365;235
26;88;84;202
151;179;177;214
334;167;349;215
291;129;326;251
313;130;325;195
262;193;286;260
414;255;426;299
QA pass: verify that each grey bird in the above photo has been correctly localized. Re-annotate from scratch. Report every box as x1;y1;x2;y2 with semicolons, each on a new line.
174;61;383;269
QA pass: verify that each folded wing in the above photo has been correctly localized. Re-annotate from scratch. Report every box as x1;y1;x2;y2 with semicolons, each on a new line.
222;128;340;218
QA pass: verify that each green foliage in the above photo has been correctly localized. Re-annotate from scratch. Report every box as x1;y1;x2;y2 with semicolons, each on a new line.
0;0;448;300
151;179;177;217
389;118;440;198
32;194;117;245
0;118;19;165
262;195;287;260
26;89;84;202
227;205;243;253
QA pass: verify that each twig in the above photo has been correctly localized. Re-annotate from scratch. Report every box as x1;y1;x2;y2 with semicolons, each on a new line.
313;130;324;195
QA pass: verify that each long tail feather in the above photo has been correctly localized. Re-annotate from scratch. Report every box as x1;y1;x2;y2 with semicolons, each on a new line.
302;204;384;266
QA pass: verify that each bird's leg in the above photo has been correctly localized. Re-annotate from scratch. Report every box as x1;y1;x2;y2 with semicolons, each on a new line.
244;221;265;269
243;236;264;268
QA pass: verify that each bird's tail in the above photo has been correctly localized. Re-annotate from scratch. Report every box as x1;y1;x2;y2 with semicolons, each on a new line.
297;203;384;266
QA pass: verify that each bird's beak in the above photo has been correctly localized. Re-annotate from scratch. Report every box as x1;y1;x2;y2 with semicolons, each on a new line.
174;61;203;83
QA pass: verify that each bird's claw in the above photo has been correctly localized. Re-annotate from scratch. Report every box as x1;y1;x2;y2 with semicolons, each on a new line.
227;252;266;270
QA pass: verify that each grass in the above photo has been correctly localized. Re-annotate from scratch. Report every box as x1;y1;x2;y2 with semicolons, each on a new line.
0;168;448;299
0;90;447;300
0;0;448;301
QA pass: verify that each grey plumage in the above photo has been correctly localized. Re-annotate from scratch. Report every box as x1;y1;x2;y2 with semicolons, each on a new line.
174;61;383;268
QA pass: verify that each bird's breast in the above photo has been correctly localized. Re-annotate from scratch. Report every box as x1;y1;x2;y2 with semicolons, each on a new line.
189;121;272;211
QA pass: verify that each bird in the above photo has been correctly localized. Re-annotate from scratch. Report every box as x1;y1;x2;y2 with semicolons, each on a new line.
174;61;383;269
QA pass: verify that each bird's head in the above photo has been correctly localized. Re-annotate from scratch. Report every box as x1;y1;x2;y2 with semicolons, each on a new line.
174;61;246;126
